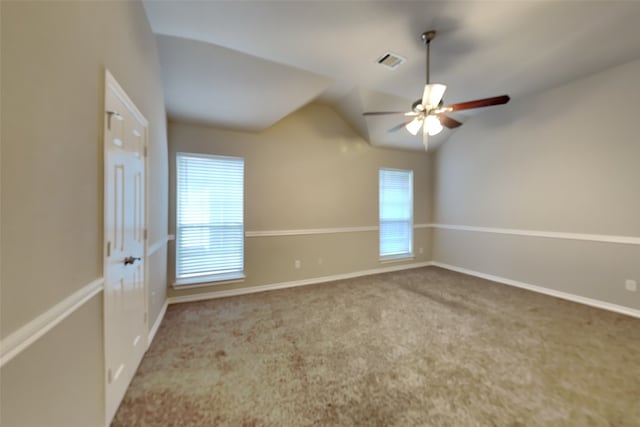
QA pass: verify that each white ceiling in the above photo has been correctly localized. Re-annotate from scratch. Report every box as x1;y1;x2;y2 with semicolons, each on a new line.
156;34;331;131
143;0;640;150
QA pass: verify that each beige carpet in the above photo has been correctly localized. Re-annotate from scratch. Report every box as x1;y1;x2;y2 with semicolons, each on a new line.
112;267;640;426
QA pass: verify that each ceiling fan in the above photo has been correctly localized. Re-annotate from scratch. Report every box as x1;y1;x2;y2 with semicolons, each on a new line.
363;30;510;151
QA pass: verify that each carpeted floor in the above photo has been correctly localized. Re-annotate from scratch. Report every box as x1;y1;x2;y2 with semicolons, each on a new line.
112;267;640;426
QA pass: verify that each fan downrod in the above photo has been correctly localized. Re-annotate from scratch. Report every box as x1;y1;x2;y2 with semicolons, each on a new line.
421;30;437;86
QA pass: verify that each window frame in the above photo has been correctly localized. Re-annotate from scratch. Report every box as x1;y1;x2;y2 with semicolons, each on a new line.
174;152;245;287
378;167;414;262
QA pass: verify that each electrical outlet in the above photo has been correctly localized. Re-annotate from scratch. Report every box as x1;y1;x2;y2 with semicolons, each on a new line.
419;247;424;254
318;257;323;265
295;260;301;269
625;279;637;292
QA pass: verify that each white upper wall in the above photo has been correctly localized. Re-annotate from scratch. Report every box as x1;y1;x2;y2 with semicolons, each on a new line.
432;57;640;312
434;58;640;237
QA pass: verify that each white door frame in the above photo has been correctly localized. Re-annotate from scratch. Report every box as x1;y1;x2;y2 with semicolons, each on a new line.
103;69;149;425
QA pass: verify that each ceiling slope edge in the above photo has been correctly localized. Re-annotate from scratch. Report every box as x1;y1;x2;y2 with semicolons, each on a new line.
156;34;333;132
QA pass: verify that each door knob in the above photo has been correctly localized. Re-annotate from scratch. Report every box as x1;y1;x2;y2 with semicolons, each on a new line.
124;256;141;265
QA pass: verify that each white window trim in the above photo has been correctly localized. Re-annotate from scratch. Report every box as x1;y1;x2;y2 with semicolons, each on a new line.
173;272;246;289
378;167;414;260
379;254;416;263
175;152;245;286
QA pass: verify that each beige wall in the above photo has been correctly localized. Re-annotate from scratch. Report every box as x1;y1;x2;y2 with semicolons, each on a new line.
168;104;433;298
433;58;640;310
0;296;104;427
0;1;168;426
2;1;637;424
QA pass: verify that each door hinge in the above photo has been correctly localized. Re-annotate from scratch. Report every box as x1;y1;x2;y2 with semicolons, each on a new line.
143;229;148;240
106;110;122;131
143;146;148;157
107;368;113;384
144;312;148;324
106;241;111;257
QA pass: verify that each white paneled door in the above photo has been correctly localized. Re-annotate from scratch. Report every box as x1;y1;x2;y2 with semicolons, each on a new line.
103;71;148;425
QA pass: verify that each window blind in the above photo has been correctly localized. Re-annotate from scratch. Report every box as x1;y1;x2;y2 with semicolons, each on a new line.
176;153;244;282
379;168;413;258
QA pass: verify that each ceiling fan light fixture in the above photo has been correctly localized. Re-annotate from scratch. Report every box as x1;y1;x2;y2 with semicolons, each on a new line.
361;30;510;147
425;115;443;136
405;117;423;135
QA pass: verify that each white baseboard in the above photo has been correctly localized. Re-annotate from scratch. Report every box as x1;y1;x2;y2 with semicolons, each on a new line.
168;260;640;319
0;278;105;367
168;261;432;304
431;262;640;319
147;301;168;348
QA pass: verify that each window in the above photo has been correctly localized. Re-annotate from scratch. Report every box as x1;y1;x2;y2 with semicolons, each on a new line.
379;168;413;260
176;153;244;284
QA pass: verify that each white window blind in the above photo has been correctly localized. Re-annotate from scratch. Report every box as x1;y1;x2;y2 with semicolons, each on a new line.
379;168;413;259
176;153;244;283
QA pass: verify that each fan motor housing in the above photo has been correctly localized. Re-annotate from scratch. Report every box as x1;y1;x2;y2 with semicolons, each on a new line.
412;99;425;112
421;31;436;44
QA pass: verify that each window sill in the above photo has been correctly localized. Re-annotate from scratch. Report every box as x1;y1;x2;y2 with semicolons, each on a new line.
379;254;415;264
173;272;245;290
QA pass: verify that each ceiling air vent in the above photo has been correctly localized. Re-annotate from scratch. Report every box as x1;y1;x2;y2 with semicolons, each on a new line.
376;52;406;70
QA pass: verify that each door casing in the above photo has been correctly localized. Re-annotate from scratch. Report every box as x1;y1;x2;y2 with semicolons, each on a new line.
103;69;149;426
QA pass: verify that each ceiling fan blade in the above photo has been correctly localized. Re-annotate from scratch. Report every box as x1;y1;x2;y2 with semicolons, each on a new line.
363;111;415;116
438;114;462;129
388;119;416;133
443;95;510;112
422;83;447;108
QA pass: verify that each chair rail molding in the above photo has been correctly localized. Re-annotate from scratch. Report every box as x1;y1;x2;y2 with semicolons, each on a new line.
245;224;431;237
431;223;640;245
148;235;171;256
0;278;104;367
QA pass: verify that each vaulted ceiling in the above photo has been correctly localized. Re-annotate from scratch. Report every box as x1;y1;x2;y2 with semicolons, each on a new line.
143;1;640;151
